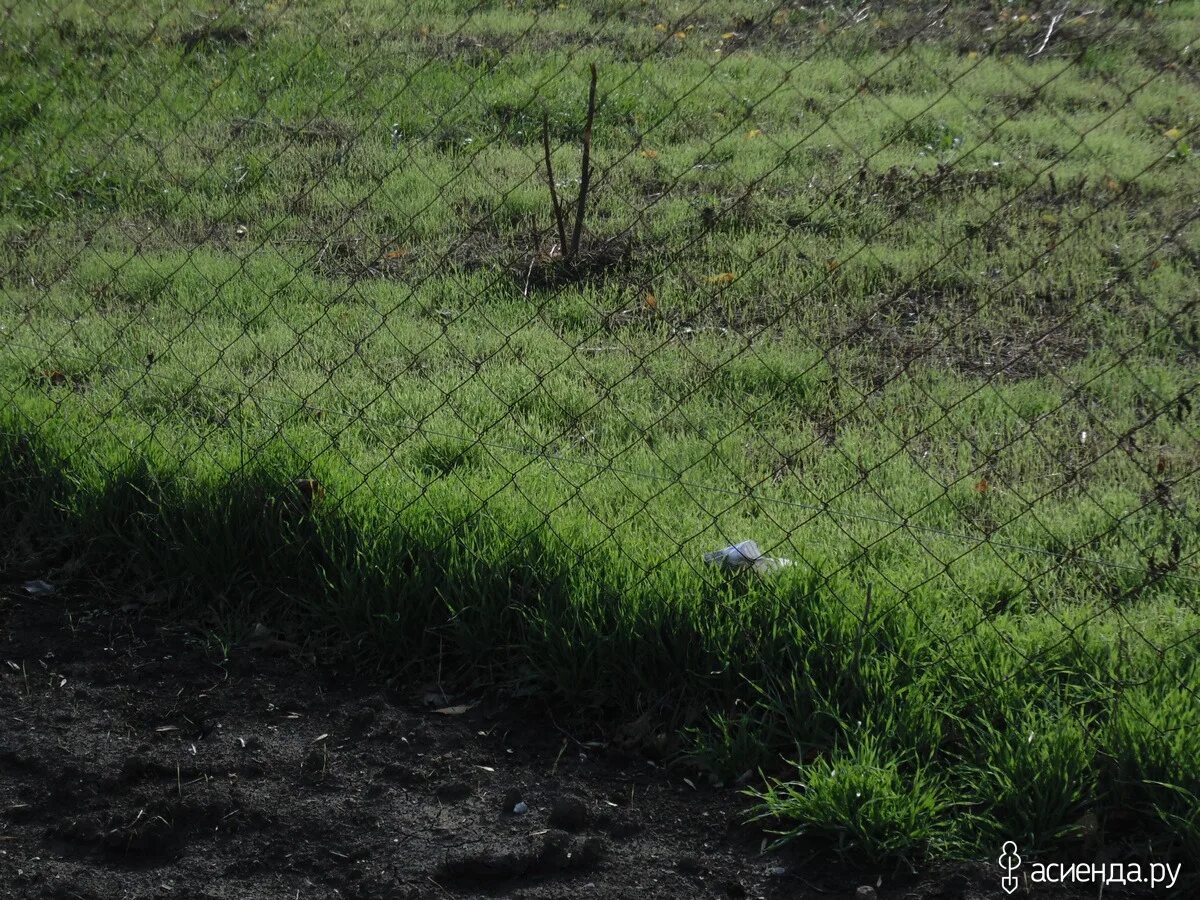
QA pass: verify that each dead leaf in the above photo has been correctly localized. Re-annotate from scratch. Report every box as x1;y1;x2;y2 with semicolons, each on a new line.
640;148;659;159
975;478;989;494
746;128;763;139
706;272;736;286
1164;127;1184;141
39;369;67;387
384;246;409;260
434;704;473;716
644;292;657;309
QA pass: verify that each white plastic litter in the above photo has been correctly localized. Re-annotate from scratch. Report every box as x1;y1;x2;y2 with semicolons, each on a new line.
702;540;792;575
22;579;56;596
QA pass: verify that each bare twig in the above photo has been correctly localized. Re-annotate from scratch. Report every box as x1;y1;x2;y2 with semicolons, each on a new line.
523;254;537;298
570;63;598;258
541;112;568;253
549;737;569;775
1028;11;1065;59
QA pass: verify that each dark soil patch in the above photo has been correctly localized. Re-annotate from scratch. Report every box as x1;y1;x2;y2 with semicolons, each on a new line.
713;3;1165;64
836;287;1091;382
25;367;93;393
862;164;1005;205
0;564;1147;898
417;31;512;69
179;24;256;55
417;27;673;71
301;218;636;288
228;116;355;147
450;225;634;289
308;234;415;283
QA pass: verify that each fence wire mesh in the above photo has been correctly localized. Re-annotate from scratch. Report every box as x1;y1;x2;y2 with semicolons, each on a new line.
2;0;1199;867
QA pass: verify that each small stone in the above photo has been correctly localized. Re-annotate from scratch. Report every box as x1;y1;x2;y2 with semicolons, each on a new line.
513;801;528;815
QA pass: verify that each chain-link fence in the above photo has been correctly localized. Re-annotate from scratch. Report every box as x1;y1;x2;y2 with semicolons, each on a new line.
2;0;1198;868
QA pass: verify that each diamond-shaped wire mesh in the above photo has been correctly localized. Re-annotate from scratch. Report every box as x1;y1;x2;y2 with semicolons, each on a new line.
2;0;1198;866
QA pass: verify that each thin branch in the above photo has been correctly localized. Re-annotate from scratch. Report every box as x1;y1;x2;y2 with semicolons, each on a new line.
1028;11;1065;59
541;112;567;253
570;63;598;258
522;254;536;298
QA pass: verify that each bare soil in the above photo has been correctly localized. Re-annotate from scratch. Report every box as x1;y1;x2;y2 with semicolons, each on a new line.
0;569;1132;899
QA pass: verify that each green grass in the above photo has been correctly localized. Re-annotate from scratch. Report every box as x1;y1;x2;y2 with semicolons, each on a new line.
2;0;1199;870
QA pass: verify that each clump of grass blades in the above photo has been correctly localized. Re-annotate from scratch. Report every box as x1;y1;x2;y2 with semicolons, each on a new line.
748;734;956;865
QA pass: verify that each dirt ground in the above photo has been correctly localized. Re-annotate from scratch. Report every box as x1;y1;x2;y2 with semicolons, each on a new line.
0;573;1143;899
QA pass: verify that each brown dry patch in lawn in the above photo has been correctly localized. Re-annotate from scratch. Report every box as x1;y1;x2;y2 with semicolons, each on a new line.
836;286;1091;382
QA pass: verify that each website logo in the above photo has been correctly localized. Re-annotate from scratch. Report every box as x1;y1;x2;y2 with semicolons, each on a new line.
997;843;1181;891
998;841;1022;895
